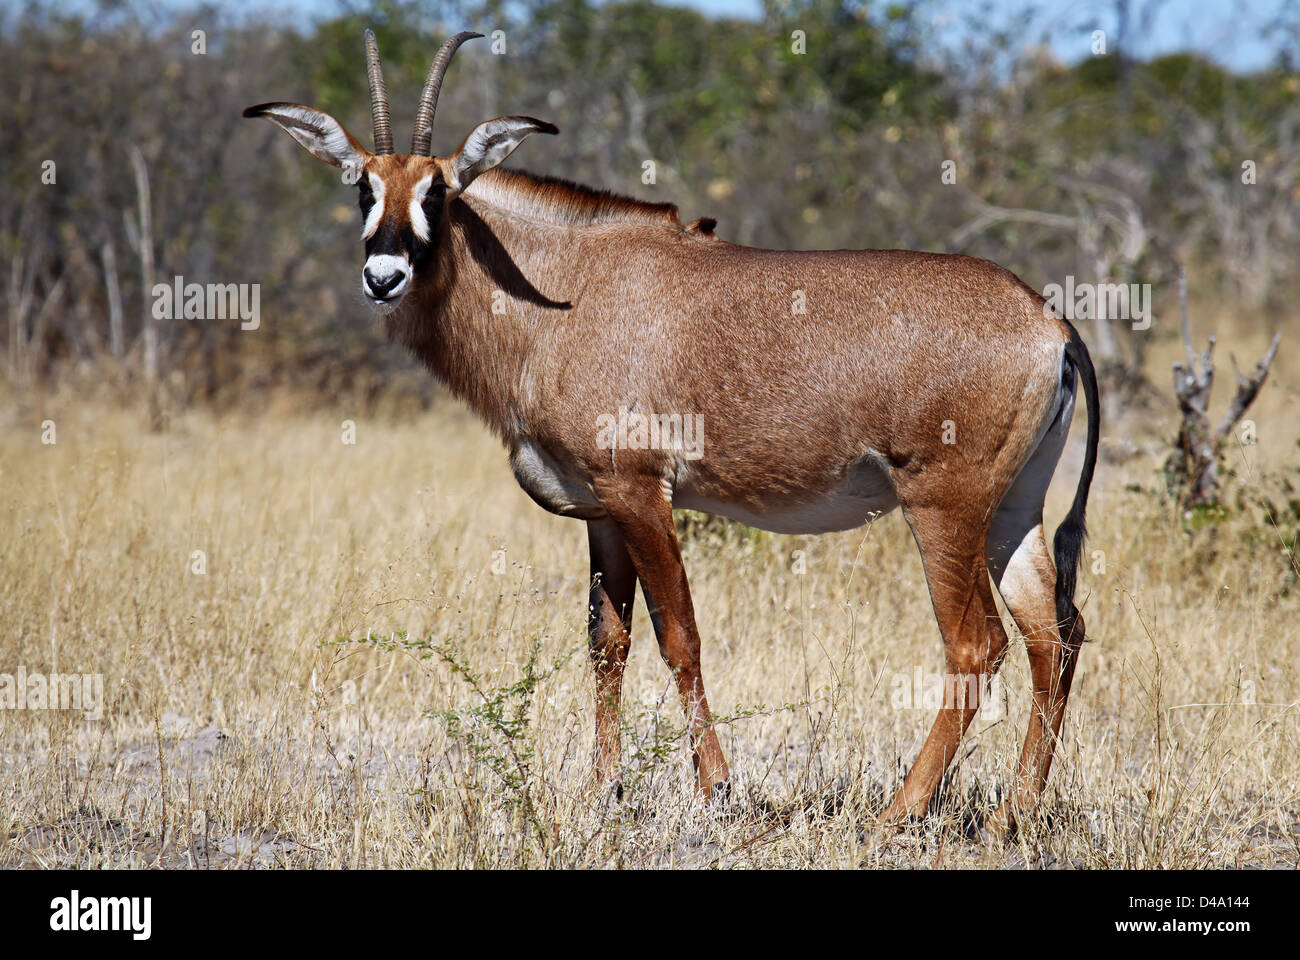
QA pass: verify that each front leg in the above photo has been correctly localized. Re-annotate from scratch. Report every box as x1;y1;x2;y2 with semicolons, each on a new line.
596;479;730;798
586;519;637;792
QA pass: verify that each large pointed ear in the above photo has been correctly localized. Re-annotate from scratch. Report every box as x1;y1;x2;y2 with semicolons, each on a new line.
446;116;559;193
243;102;371;173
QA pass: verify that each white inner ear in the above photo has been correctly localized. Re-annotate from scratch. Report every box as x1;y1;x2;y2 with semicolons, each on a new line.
451;119;544;191
455;124;514;186
271;105;357;167
408;174;433;243
361;172;385;240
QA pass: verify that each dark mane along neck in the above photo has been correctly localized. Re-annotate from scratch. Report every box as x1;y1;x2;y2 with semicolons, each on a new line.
462;168;686;230
387;169;706;443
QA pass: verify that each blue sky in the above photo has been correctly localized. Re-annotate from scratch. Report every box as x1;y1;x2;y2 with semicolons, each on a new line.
32;0;1298;72
684;0;1296;71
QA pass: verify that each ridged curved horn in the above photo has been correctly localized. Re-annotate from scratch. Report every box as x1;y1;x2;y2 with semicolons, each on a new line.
364;29;394;155
411;31;483;155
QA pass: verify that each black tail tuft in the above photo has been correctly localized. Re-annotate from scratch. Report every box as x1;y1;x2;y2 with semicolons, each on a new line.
1052;323;1099;642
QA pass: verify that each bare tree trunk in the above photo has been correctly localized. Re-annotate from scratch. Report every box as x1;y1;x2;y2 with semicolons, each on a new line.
7;247;23;383
1168;267;1282;508
29;273;65;385
1171;270;1219;507
129;146;160;428
101;240;124;360
9;233;41;390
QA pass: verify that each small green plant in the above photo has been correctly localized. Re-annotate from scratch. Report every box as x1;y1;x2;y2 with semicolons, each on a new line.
617;689;819;807
330;630;582;860
1181;501;1230;532
674;509;769;554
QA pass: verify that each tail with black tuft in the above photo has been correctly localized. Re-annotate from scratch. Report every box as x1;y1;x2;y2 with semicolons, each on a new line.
1053;322;1099;643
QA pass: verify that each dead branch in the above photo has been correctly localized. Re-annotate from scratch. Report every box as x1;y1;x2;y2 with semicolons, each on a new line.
1215;332;1282;443
947;202;1077;250
1168;267;1282;507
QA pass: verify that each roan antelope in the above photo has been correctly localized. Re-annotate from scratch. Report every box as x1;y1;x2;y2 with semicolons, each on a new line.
245;30;1099;830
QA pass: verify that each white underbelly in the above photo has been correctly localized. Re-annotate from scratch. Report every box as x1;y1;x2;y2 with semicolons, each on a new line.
674;455;899;535
511;437;900;534
674;489;898;534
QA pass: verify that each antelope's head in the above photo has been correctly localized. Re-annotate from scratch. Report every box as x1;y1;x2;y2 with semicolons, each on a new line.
244;30;556;312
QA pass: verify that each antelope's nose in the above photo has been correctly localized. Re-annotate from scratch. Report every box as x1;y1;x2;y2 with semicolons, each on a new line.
362;255;410;302
364;268;401;298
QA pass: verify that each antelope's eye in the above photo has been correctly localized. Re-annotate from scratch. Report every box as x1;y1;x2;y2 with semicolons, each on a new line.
358;179;375;214
422;182;448;209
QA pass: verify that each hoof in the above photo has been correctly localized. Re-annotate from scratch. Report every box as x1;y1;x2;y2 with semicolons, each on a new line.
982;804;1016;843
859;822;924;866
875;807;922;835
583;774;623;803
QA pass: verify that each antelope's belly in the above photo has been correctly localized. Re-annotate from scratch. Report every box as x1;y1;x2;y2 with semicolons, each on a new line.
510;437;899;535
673;452;899;535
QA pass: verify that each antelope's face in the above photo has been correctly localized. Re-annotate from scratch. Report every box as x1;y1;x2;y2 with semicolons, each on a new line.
244;30;556;314
355;156;447;309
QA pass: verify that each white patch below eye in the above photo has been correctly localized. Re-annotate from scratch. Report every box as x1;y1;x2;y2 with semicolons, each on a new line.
408;174;434;243
361;172;385;240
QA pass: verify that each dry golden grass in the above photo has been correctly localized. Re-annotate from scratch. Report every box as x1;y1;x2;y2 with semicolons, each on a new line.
1;331;1297;869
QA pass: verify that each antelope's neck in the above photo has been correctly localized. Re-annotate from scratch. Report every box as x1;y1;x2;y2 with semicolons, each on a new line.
386;200;579;442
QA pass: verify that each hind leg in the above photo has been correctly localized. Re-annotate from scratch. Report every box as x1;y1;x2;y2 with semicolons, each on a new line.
985;391;1085;824
989;518;1085;820
879;505;1010;824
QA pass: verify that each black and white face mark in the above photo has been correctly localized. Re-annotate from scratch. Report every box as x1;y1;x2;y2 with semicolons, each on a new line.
358;171;446;311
